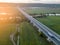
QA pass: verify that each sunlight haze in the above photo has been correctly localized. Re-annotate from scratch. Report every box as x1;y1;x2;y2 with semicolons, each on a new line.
0;0;60;4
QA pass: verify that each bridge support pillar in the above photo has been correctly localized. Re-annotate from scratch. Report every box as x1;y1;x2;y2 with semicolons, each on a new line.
30;21;32;24
33;23;36;26
38;29;41;32
47;37;51;42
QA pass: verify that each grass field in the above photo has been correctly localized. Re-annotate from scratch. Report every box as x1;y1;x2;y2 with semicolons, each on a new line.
0;22;53;45
0;24;16;45
19;22;53;45
0;7;20;45
36;16;60;34
25;7;60;14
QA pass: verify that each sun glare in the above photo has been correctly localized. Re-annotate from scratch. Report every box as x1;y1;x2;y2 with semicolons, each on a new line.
9;17;13;20
0;12;7;15
0;18;4;20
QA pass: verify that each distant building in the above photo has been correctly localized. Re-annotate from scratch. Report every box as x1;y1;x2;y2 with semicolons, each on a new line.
46;14;60;16
49;14;55;16
56;14;60;16
32;15;46;18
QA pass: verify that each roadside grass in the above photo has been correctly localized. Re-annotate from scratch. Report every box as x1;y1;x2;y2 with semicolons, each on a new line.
0;7;25;45
36;16;60;34
0;24;16;45
19;22;52;45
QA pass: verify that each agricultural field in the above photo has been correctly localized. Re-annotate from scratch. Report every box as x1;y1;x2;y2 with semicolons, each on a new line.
19;22;53;45
0;23;16;45
24;7;60;14
0;7;21;45
36;16;60;35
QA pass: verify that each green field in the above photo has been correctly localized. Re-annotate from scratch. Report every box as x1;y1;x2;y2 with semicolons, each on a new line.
0;22;53;45
19;22;53;45
36;16;60;34
25;7;60;14
0;7;20;45
0;24;16;45
0;7;25;45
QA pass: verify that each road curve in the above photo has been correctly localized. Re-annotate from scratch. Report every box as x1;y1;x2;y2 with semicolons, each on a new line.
10;33;16;45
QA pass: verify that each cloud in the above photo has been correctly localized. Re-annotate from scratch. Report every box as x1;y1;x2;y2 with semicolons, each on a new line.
29;0;60;4
0;0;60;3
0;0;28;3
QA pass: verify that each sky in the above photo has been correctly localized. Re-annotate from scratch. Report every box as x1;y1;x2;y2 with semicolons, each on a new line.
0;0;60;4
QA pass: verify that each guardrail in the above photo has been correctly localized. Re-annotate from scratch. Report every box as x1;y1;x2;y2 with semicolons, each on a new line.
17;7;60;45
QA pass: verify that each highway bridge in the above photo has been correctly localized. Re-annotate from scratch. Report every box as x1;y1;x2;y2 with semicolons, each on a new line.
17;7;60;45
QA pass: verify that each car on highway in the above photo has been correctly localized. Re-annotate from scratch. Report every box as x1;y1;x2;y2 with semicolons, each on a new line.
48;32;54;37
